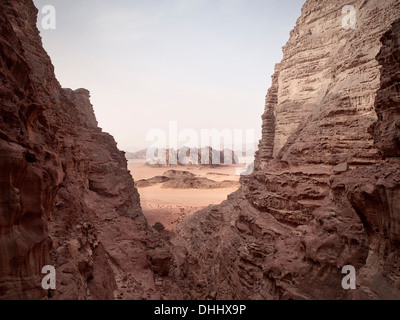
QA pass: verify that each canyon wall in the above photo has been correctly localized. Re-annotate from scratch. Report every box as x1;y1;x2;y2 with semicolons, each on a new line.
0;0;180;300
343;18;400;299
174;0;400;299
1;0;399;300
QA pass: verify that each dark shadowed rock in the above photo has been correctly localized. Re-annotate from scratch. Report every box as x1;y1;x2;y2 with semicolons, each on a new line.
0;0;181;300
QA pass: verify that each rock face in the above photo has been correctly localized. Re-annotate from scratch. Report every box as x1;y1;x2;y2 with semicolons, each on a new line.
0;0;180;300
343;19;400;299
173;0;400;300
1;0;400;301
372;19;400;158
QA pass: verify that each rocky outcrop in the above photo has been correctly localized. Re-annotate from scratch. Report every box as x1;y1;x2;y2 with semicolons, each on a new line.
147;147;239;166
333;158;400;299
135;170;239;190
174;0;400;300
255;73;278;168
0;0;180;300
2;0;400;301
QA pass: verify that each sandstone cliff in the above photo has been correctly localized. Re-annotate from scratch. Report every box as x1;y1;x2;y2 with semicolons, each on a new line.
0;0;180;300
173;0;400;299
2;0;400;301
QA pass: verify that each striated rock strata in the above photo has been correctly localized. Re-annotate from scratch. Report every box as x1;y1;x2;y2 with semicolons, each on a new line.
343;18;400;299
1;0;400;301
173;0;400;300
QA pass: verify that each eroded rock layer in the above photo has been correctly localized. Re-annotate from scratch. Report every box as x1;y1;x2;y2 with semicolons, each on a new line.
2;0;400;301
0;0;180;300
174;0;400;299
344;18;400;299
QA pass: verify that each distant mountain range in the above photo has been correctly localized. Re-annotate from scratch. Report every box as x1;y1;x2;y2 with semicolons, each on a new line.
125;149;148;160
125;146;242;166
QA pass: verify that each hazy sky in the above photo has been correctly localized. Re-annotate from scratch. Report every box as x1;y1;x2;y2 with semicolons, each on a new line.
33;0;304;152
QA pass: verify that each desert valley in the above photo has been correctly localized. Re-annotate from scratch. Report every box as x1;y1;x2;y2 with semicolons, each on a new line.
1;0;400;302
129;160;241;231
